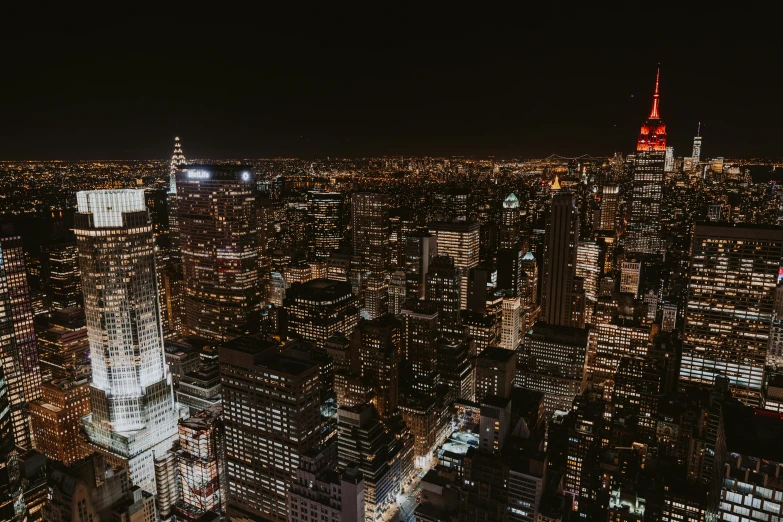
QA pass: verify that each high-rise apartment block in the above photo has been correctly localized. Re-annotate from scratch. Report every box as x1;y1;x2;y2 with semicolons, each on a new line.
680;223;783;406
220;335;327;522
0;367;24;521
75;190;181;493
429;221;480;310
351;315;400;421
425;256;462;341
404;230;437;300
307;191;344;260
388;270;407;315
501;293;521;350
352;193;389;272
29;377;91;466
45;243;82;310
283;279;359;348
620;261;641;297
288;442;364;522
516;322;589;415
400;300;439;396
576;241;601;325
177;165;261;342
597;186;619;231
475;347;517;401
337;404;411;522
0;235;43;450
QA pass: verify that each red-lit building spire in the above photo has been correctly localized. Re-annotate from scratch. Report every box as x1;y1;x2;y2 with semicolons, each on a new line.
637;66;666;151
649;66;661;120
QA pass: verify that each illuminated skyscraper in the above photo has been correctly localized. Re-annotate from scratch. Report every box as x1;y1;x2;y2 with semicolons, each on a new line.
499;193;521;249
283;279;359;349
388;270;406;315
680;223;783;406
177;165;261;342
576;241;601;325
351;315;400;421
0;235;42;450
404;230;437;300
692;123;702;162
167;137;186;261
220;335;326;522
74;189;181;493
351;193;389;273
500;293;521;350
620;261;641;297
0;367;24;521
625;68;666;255
516;322;589;415
428;221;480;309
400;300;439;396
425;256;462;341
519;251;540;334
45;243;82;310
363;275;388;320
307;191;344;261
541;192;584;328
597;186;619;231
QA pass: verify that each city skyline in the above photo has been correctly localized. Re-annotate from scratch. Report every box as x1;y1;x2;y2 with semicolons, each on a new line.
3;37;783;522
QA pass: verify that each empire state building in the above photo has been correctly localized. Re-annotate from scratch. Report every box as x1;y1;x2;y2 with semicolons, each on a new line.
625;68;667;255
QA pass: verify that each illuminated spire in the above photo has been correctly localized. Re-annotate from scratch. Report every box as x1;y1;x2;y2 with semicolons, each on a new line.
697;121;701;136
648;66;661;120
168;137;186;194
552;174;561;191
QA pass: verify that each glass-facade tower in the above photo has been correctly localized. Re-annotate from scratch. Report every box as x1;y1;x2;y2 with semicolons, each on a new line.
74;189;181;493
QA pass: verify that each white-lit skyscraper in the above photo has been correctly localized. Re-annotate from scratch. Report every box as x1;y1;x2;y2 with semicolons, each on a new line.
0;235;42;450
680;223;783;406
74;190;182;494
167;137;186;262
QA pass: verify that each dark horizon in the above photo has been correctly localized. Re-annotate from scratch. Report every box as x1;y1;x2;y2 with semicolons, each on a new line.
2;30;781;160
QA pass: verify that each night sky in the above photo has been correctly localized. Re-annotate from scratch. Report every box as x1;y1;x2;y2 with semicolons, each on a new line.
1;26;781;160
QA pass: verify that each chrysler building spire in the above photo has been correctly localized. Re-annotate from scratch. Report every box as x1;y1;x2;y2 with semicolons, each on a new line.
168;137;186;194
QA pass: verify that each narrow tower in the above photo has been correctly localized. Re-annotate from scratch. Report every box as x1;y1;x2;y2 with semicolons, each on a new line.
168;137;186;194
692;122;702;162
625;67;667;255
168;137;186;263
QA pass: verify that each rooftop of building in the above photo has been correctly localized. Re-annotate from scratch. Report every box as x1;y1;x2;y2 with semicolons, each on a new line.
477;346;516;363
427;220;481;232
723;404;783;462
220;334;320;376
481;394;511;409
180;404;222;431
286;278;354;301
527;321;590;345
399;394;437;412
